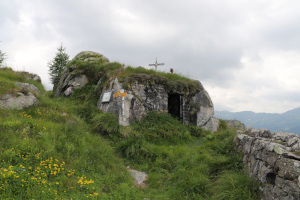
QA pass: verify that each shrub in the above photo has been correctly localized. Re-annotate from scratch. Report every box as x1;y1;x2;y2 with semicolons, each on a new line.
131;112;191;143
92;112;119;136
188;124;210;137
217;119;228;132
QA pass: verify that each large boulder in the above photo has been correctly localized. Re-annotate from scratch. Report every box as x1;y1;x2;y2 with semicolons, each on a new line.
72;51;109;63
0;82;40;110
54;51;109;97
15;82;40;96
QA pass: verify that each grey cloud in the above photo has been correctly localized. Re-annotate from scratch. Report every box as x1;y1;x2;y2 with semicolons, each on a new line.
1;0;300;112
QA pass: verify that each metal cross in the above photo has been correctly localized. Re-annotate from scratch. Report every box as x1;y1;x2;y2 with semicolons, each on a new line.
149;57;164;71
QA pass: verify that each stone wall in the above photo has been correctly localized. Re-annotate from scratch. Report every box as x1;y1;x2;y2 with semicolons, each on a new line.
235;127;300;200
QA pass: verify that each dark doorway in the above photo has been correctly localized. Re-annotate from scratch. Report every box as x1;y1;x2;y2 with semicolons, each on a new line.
168;93;181;119
266;173;276;185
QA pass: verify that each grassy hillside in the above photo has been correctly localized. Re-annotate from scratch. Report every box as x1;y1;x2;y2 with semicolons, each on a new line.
0;67;44;98
0;67;260;199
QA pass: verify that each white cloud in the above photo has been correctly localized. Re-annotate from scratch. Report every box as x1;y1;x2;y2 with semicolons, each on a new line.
208;49;300;113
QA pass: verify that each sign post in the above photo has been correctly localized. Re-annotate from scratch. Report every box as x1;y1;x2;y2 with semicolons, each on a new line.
122;96;125;116
113;89;128;120
102;91;112;103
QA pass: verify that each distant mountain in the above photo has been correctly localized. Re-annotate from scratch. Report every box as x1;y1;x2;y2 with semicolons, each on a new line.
215;107;300;135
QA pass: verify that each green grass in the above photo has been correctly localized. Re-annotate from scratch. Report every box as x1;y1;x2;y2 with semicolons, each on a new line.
93;112;260;199
118;66;201;94
0;67;44;98
211;171;259;200
0;67;260;199
0;97;141;199
65;60;201;97
66;60;123;85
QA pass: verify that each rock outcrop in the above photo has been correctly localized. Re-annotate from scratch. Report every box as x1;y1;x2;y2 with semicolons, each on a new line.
225;119;246;131
97;77;217;130
202;117;219;132
54;51;109;97
0;82;40;110
72;51;109;63
127;168;148;188
17;71;41;83
55;50;218;131
15;82;40;96
192;81;214;127
235;127;300;200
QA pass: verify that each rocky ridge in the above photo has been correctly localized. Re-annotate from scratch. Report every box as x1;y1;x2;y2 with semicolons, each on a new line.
55;51;219;132
54;51;109;97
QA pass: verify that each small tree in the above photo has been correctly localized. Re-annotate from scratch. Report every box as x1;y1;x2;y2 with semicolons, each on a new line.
48;44;69;84
0;42;6;67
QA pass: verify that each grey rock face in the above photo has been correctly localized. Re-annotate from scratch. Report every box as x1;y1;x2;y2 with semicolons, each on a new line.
55;67;89;97
192;81;214;127
55;50;216;131
202;117;219;132
0;82;40;109
0;93;39;110
235;127;300;200
54;67;72;96
15;82;40;96
62;74;89;96
98;78;216;131
54;51;110;97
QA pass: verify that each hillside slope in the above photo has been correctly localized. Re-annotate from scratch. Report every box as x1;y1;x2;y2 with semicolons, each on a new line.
0;66;259;199
0;67;139;199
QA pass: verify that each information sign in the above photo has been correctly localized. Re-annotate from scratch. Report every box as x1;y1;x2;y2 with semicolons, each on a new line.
102;92;112;103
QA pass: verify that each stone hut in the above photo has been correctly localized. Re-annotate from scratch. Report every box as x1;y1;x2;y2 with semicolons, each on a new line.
97;74;217;131
55;51;218;132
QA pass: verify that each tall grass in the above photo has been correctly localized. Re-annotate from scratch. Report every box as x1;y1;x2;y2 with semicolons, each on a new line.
0;94;141;199
0;67;44;94
105;112;260;199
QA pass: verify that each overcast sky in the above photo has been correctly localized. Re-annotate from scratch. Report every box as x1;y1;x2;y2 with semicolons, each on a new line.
1;0;300;113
